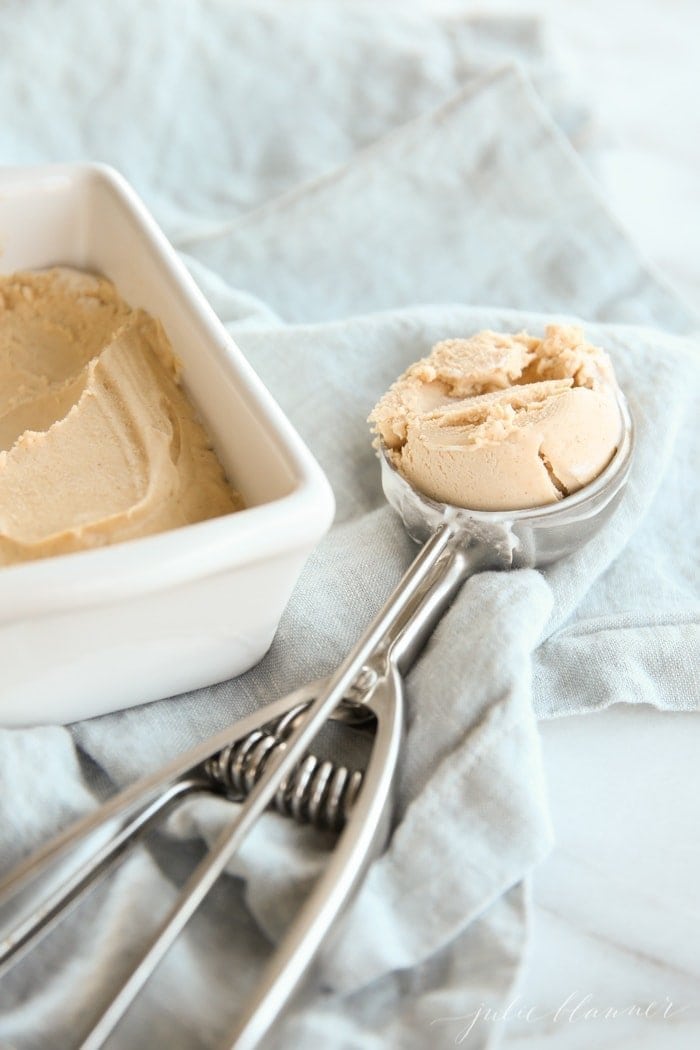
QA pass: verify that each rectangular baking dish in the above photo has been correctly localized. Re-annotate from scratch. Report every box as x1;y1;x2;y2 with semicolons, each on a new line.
0;164;335;727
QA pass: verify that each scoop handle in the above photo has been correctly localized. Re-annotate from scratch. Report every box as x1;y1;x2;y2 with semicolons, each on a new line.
76;522;468;1050
373;526;492;677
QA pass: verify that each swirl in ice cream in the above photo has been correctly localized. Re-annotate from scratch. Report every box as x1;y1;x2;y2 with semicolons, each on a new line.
0;267;243;566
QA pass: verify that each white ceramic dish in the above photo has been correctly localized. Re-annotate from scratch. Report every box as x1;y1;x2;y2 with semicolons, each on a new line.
0;164;335;727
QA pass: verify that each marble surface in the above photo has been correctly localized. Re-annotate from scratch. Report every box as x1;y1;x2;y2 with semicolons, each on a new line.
532;0;700;307
321;6;700;1046
416;0;700;307
501;707;700;1050
494;4;700;1048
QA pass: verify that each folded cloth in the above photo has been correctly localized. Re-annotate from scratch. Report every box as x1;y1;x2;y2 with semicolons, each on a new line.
0;4;698;1050
0;0;592;239
186;65;693;333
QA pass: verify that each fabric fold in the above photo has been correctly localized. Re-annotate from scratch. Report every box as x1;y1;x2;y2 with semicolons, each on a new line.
187;65;695;333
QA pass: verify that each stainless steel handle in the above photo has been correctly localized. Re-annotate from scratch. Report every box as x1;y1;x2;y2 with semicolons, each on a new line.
79;523;462;1049
386;538;492;676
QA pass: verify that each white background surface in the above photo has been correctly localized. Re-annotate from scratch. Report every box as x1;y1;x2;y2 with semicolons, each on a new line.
408;0;700;307
531;0;700;306
394;1;700;1046
486;3;700;1048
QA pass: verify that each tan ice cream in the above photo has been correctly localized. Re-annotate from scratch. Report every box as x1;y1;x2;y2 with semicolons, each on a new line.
369;325;622;511
0;267;243;566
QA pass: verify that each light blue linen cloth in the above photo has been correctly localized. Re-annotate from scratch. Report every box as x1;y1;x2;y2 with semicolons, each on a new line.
0;4;698;1049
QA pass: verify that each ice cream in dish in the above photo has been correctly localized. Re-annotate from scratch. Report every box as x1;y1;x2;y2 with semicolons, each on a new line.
369;325;623;512
0;267;243;567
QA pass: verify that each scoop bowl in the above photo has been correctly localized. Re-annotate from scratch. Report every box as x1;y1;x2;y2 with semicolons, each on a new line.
379;388;634;569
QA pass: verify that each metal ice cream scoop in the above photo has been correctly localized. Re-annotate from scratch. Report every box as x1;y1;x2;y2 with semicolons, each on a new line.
0;392;633;1050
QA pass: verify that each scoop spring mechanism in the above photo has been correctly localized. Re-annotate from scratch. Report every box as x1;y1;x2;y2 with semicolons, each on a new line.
205;702;365;832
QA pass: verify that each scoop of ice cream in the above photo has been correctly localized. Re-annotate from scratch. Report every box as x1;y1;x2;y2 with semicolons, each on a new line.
369;325;622;511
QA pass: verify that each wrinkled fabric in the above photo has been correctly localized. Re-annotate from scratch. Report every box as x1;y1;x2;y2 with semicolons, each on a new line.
0;3;698;1050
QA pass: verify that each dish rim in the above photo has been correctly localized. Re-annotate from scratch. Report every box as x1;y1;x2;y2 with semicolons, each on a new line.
0;163;335;621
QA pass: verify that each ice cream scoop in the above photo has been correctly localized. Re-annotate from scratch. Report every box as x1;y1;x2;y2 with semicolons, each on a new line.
0;358;633;1050
370;325;623;511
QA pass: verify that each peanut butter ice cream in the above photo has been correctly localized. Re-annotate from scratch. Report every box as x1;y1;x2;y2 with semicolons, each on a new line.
0;267;243;566
369;325;622;511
